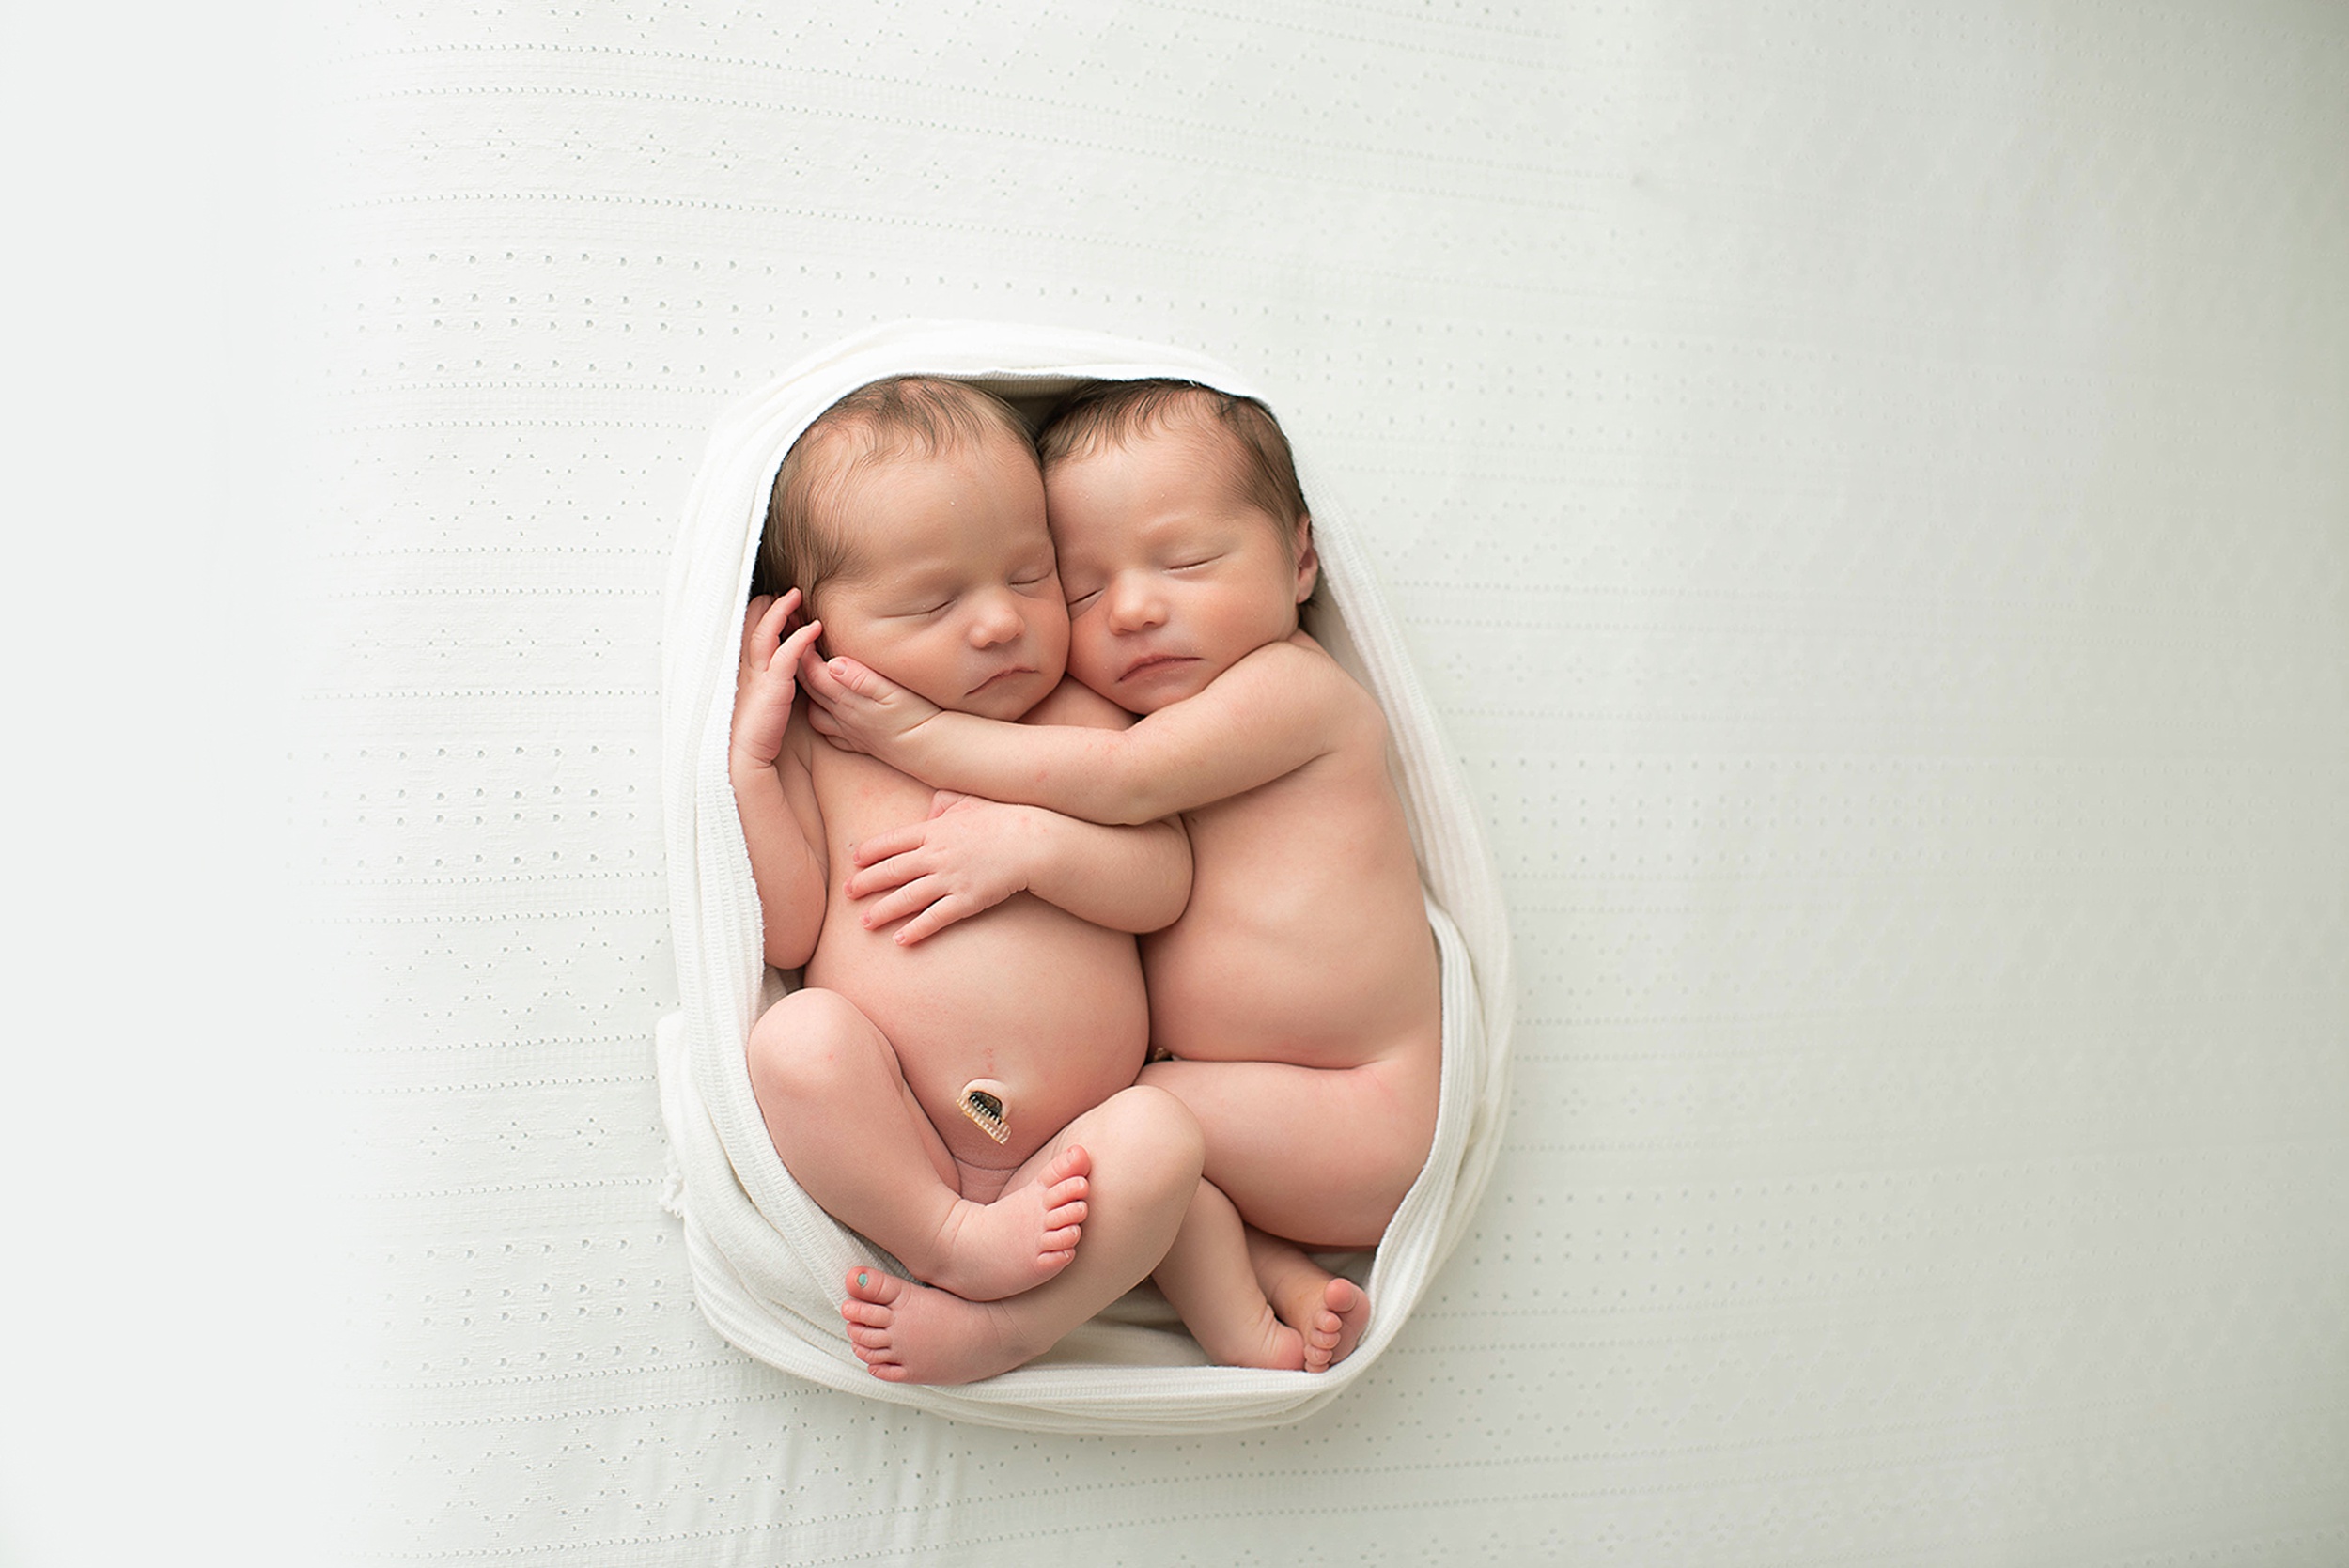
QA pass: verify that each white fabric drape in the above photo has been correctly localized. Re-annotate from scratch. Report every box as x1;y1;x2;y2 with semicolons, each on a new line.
656;320;1514;1432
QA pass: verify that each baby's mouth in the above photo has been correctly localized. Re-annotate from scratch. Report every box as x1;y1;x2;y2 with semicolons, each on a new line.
1120;652;1191;682
969;665;1034;696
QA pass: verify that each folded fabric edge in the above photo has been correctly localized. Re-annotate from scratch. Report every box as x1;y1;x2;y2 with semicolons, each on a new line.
654;321;1515;1429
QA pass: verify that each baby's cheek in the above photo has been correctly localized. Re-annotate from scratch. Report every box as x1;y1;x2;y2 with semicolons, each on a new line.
1066;635;1117;696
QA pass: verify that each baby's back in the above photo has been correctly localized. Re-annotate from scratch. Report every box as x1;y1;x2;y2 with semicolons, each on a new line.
1143;639;1439;1071
800;729;1150;1170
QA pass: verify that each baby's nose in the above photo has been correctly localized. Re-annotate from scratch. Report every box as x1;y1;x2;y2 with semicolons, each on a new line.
968;593;1025;646
1107;577;1166;630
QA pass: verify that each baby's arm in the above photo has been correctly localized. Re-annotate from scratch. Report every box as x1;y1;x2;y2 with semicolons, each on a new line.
729;591;831;969
801;638;1346;826
843;679;1190;944
847;793;1190;944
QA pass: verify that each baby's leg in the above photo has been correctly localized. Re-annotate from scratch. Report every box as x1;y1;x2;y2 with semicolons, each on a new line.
1153;1183;1373;1374
839;1085;1204;1385
747;988;1089;1302
1139;1051;1437;1250
1152;1180;1304;1370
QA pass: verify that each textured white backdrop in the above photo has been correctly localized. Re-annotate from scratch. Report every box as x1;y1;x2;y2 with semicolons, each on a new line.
272;2;2349;1563
3;6;336;1567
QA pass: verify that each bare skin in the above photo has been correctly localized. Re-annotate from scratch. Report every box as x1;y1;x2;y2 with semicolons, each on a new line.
731;415;1202;1374
802;404;1438;1373
744;986;1096;1302
839;1084;1204;1384
1153;1179;1371;1372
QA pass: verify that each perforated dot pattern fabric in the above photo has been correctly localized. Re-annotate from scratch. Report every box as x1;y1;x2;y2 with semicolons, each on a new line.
299;3;2349;1562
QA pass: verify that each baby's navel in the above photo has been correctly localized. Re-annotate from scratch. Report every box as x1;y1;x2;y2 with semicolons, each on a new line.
958;1079;1010;1145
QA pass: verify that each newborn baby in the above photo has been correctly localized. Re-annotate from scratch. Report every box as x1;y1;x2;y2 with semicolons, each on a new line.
728;376;1205;1384
806;380;1442;1374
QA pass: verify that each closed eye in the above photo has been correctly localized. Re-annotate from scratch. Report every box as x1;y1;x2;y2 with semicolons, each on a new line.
1066;587;1102;612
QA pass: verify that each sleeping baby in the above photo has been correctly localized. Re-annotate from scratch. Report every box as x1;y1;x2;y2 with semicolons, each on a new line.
727;376;1206;1385
804;380;1443;1374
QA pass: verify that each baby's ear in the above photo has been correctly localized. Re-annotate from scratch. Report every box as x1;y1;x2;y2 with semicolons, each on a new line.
1291;513;1320;604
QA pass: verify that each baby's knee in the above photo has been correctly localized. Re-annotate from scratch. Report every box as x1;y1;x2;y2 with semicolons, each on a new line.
744;987;869;1103
1097;1084;1206;1189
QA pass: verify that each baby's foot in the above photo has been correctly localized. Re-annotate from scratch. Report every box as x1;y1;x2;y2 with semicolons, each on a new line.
1293;1277;1371;1374
923;1145;1090;1302
1201;1301;1307;1372
840;1267;1033;1385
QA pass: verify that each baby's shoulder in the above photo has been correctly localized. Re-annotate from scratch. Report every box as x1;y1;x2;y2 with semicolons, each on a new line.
1260;630;1385;735
1180;633;1384;785
1225;629;1348;697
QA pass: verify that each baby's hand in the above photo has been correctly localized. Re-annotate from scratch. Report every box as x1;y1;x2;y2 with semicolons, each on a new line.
845;792;1040;945
800;652;941;760
730;589;824;772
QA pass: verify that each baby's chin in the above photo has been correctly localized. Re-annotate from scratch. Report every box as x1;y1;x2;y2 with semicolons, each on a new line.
947;663;1066;722
1079;658;1217;715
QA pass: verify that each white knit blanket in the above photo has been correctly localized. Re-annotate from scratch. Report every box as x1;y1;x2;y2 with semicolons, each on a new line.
656;320;1512;1433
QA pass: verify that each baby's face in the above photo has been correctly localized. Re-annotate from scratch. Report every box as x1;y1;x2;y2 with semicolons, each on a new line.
1044;418;1315;714
813;428;1069;722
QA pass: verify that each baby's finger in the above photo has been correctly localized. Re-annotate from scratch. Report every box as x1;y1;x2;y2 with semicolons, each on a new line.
798;644;847;706
849;822;928;868
893;895;976;946
926;790;971;819
821;654;889;701
748;591;795;660
861;877;944;932
773;616;824;675
845;851;925;901
740;594;776;668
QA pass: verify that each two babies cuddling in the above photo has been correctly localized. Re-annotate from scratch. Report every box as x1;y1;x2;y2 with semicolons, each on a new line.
727;375;1439;1384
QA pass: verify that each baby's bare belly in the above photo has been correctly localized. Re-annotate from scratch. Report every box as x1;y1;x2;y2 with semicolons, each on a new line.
1143;725;1440;1070
808;896;1147;1168
1143;858;1440;1070
806;757;1147;1170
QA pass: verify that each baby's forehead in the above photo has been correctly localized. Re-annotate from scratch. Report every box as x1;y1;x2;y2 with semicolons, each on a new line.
830;414;1032;496
829;411;1032;479
1087;410;1256;500
1124;397;1242;458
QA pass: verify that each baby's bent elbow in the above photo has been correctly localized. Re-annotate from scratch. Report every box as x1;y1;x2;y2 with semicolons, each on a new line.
1147;850;1193;931
1133;886;1189;935
1095;766;1174;827
762;911;820;972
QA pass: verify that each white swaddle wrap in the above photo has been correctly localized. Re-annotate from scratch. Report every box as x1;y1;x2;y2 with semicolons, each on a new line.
656;320;1512;1433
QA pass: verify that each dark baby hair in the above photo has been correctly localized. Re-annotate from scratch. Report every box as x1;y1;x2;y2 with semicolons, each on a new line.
754;376;1036;604
1035;379;1310;545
